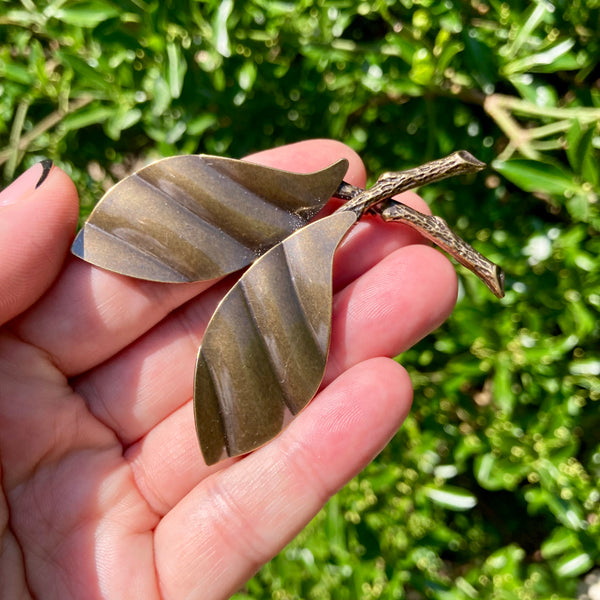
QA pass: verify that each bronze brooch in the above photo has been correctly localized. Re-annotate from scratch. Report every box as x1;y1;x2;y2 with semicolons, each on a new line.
72;150;504;465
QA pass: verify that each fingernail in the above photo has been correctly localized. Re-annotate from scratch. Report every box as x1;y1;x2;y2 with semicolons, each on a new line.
35;159;53;189
0;160;54;207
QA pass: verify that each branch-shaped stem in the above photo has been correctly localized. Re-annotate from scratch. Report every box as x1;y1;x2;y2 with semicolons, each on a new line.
334;151;505;298
379;200;505;298
335;151;485;216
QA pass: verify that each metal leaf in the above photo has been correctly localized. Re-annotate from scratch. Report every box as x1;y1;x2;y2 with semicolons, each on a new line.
71;155;349;282
194;211;357;465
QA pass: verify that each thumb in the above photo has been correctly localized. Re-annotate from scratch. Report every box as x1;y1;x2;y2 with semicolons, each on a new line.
0;161;79;324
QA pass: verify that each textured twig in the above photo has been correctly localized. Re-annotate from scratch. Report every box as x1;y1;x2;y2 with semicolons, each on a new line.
334;151;505;298
335;151;485;215
379;200;505;298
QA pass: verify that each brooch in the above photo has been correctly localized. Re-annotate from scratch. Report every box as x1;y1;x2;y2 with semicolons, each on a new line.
72;150;504;465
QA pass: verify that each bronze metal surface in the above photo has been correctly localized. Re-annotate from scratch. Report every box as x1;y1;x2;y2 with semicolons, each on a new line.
71;155;349;282
194;211;357;465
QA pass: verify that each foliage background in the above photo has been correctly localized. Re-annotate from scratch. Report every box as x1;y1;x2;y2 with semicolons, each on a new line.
2;0;600;598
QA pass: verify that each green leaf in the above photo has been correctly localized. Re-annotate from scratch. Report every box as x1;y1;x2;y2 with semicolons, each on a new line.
545;493;587;531
51;0;120;27
57;52;113;92
483;544;526;575
435;40;464;76
474;452;527;491
166;42;187;99
164;121;186;144
61;104;115;132
566;120;599;187
462;31;497;90
510;75;559;107
566;193;593;223
504;1;551;59
503;39;579;75
493;159;581;196
213;0;233;57
492;356;515;415
0;62;33;85
555;551;593;578
237;61;257;91
541;527;579;559
187;114;218;136
423;485;477;511
104;107;142;140
150;76;171;117
474;453;504;490
569;359;600;376
4;9;44;26
409;48;435;86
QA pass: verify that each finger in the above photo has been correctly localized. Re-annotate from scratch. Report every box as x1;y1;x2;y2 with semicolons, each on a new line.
325;243;457;386
113;244;455;515
332;190;431;290
74;201;448;449
154;358;412;600
0;162;78;324
13;140;365;376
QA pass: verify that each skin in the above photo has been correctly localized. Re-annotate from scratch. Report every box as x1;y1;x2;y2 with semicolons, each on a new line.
0;139;457;600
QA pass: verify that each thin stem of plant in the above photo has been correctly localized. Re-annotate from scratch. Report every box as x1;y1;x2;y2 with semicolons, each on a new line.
0;95;94;169
483;94;600;161
6;100;30;179
334;151;505;298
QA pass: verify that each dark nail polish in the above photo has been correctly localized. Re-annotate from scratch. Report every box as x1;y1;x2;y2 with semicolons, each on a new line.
35;159;53;189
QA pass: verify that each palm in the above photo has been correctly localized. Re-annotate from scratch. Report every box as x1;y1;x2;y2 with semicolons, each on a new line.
0;140;456;600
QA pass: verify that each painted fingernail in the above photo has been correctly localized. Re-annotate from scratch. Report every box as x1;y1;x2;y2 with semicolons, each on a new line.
0;160;53;207
35;159;53;189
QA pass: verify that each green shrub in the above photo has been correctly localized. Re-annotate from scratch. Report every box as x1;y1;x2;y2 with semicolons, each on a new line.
2;1;599;597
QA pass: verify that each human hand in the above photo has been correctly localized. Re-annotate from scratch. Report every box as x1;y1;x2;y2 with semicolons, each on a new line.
0;140;457;599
